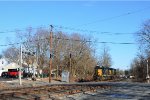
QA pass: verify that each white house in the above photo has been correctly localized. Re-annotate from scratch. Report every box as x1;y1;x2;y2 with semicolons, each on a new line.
0;58;9;70
3;62;20;70
0;58;9;76
0;58;19;76
0;57;39;77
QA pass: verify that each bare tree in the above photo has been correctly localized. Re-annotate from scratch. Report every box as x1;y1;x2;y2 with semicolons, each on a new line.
3;46;20;63
130;19;150;81
3;26;97;80
130;54;147;81
52;32;96;79
137;19;150;57
16;27;36;66
33;28;49;68
68;33;96;78
98;44;112;67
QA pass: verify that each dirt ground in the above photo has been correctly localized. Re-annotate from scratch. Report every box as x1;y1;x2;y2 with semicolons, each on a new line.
0;82;8;89
0;77;66;90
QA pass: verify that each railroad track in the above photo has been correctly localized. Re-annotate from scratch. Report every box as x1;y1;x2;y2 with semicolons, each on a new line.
0;84;111;100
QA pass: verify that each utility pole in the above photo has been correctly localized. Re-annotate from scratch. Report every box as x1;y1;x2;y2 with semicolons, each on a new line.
69;38;72;82
19;45;22;85
49;25;53;83
70;53;72;75
146;59;150;79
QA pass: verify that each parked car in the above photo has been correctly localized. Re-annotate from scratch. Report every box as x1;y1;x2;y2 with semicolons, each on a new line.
0;69;6;77
8;69;20;78
1;71;8;78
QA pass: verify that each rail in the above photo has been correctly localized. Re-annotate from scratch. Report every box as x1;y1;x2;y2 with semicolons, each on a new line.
0;84;111;100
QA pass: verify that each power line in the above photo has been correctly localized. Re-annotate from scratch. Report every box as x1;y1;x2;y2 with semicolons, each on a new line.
75;6;150;27
53;7;150;34
0;7;149;35
0;37;47;47
54;25;136;35
0;24;138;47
55;37;137;44
0;25;140;37
0;24;137;36
0;36;138;47
0;26;47;34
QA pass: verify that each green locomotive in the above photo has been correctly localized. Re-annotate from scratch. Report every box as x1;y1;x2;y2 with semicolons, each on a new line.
93;65;116;81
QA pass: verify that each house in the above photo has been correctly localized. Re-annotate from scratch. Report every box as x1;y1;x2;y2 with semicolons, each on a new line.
0;58;9;70
0;57;39;77
3;62;20;70
0;58;19;76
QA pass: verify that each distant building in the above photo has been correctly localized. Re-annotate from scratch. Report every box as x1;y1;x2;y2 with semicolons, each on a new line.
0;58;10;70
0;58;19;76
0;57;39;77
3;62;20;70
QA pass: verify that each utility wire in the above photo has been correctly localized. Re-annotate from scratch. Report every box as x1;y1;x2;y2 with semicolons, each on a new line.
0;25;135;35
0;26;47;34
0;36;137;47
0;6;149;35
0;24;136;36
1;7;147;47
0;24;138;47
54;25;136;35
74;6;150;27
54;7;150;34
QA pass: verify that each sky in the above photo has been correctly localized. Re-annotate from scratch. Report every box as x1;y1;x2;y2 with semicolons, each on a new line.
0;1;150;70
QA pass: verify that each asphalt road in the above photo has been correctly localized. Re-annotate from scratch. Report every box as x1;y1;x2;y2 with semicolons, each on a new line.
62;82;150;100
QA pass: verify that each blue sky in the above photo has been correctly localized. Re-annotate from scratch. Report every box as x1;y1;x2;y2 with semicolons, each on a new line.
0;1;150;70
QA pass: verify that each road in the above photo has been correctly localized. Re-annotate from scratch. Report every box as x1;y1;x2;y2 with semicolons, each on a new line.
0;77;150;100
62;82;150;100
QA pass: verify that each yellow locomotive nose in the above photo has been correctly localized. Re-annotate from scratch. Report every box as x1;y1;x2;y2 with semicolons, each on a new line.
93;65;116;81
98;69;102;76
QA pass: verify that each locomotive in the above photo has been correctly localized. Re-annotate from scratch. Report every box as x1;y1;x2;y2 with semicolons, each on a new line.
93;65;116;81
